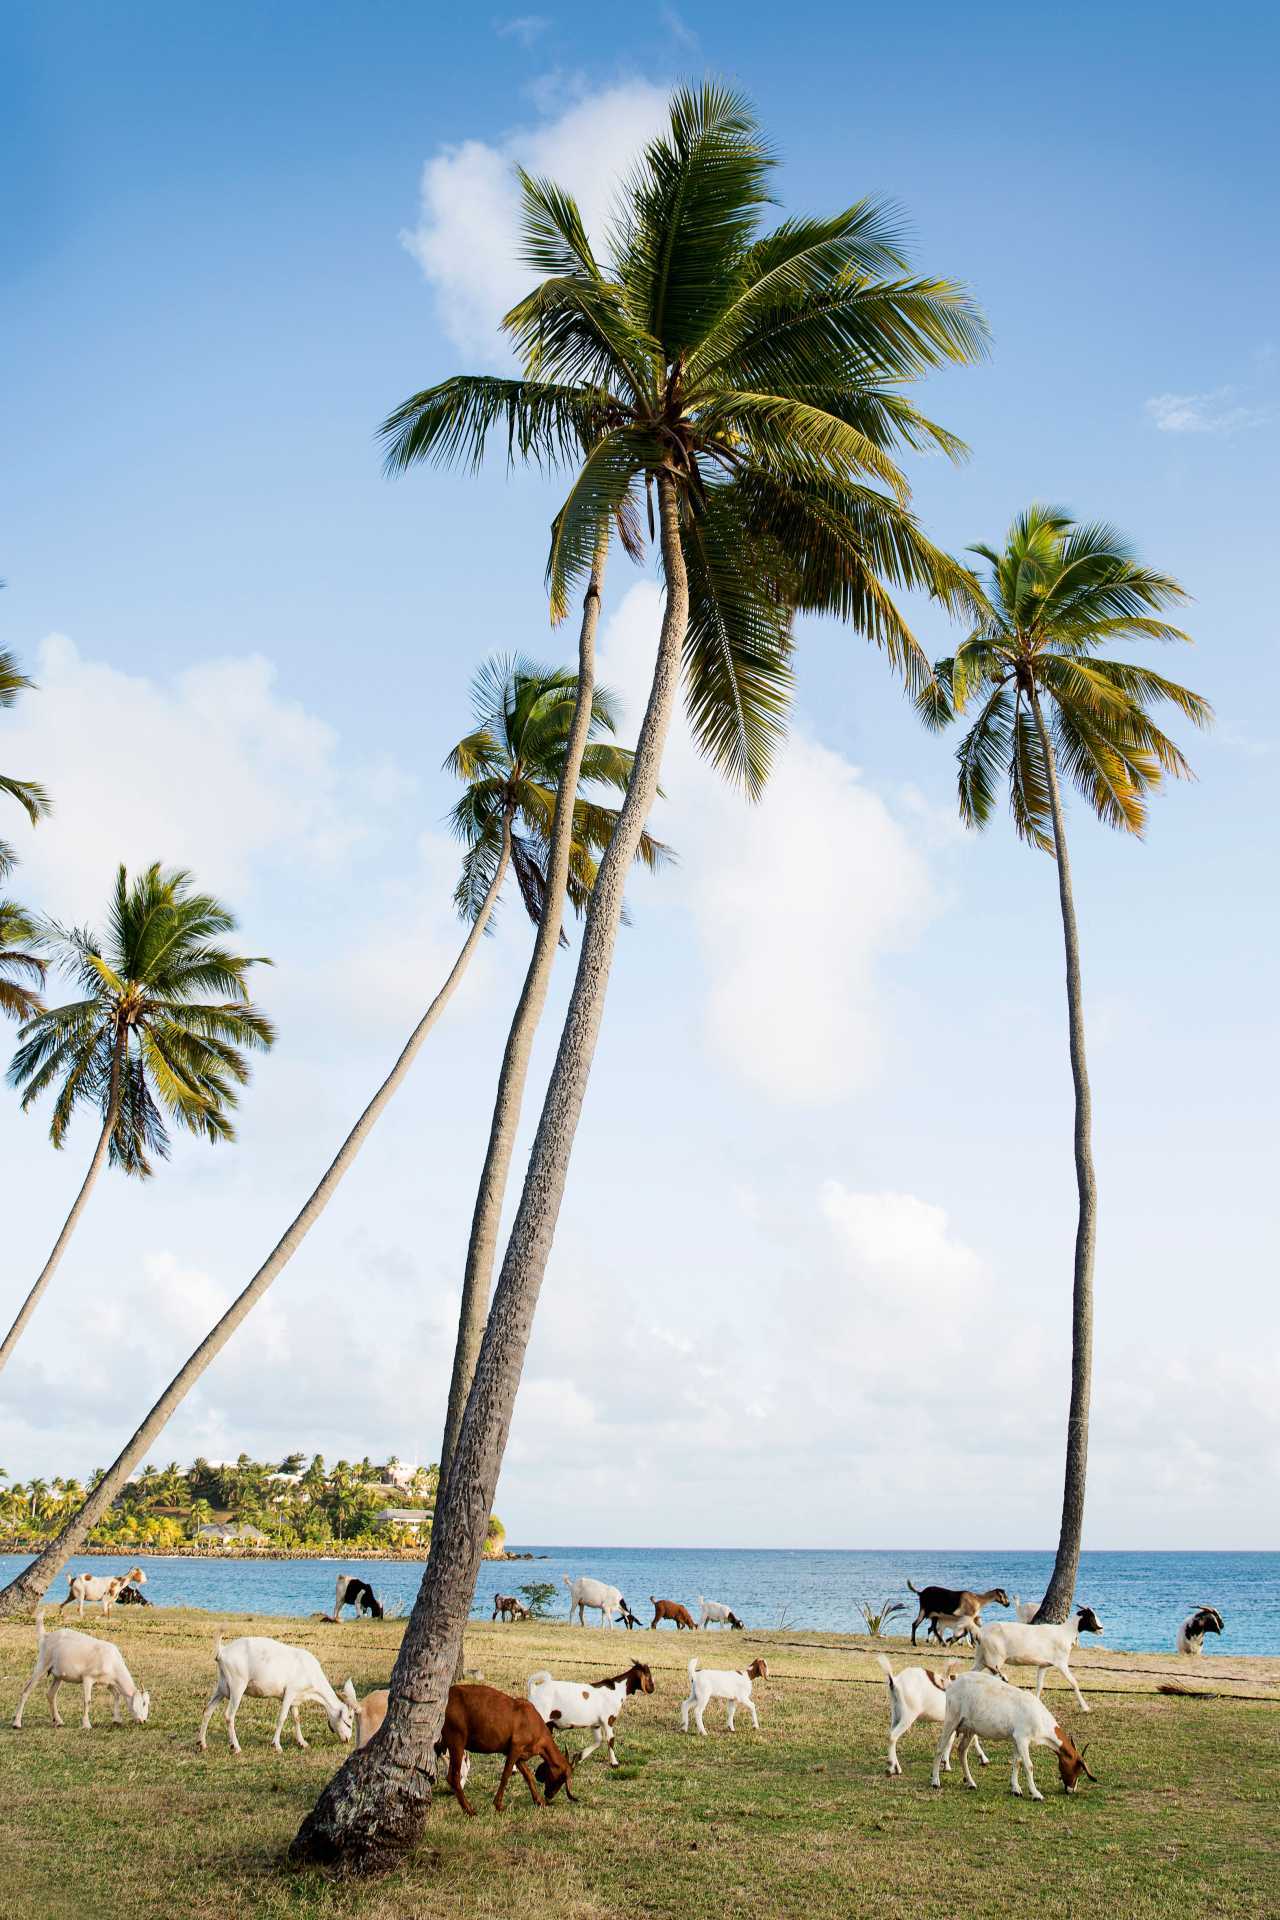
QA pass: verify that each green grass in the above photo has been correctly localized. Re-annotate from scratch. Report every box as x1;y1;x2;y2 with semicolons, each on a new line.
2;1610;1277;1919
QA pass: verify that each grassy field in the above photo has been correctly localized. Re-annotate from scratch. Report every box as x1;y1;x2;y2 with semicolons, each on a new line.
2;1607;1276;1919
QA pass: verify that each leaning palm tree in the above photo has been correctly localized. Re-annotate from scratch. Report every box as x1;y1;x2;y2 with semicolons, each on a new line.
0;647;51;879
920;504;1210;1621
0;665;651;1611
293;81;986;1871
0;863;274;1373
0;901;45;1023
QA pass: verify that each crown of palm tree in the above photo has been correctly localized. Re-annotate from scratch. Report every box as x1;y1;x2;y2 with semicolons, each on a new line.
446;654;668;925
0;900;45;1023
0;648;52;879
8;861;275;1175
924;504;1213;849
383;83;987;798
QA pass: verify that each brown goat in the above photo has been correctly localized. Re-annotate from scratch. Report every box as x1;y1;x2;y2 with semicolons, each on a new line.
650;1596;696;1630
492;1593;530;1622
440;1682;575;1816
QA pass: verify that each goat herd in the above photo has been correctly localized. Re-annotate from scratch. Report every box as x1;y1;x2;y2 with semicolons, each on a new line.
7;1565;1228;1816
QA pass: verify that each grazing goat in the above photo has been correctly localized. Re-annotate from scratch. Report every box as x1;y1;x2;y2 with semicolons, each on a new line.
493;1593;530;1622
971;1607;1104;1713
698;1596;745;1630
62;1566;147;1618
527;1661;654;1768
14;1611;151;1730
875;1654;988;1776
339;1678;470;1789
650;1596;696;1631
1012;1594;1040;1623
1177;1607;1225;1655
439;1683;575;1816
907;1579;1010;1647
930;1670;1096;1800
197;1635;354;1753
333;1573;383;1621
680;1656;767;1735
563;1573;633;1629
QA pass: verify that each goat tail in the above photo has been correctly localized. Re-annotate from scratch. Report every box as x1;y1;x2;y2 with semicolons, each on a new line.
906;1579;921;1596
34;1607;46;1642
562;1574;573;1590
687;1657;700;1681
875;1652;897;1700
526;1670;552;1699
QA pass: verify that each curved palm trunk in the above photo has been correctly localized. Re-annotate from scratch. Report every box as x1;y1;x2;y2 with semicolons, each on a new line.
437;532;609;1502
290;472;689;1875
0;1035;125;1377
0;826;512;1619
1028;684;1097;1624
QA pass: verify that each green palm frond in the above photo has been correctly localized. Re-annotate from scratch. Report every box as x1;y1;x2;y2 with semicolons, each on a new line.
0;900;46;1023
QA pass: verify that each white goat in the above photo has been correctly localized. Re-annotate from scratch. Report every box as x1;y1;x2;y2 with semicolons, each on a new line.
13;1611;151;1729
971;1606;1103;1713
61;1566;147;1618
527;1659;654;1767
563;1573;632;1628
697;1596;745;1630
680;1656;767;1735
1177;1607;1225;1655
875;1654;988;1776
930;1670;1096;1800
1012;1594;1040;1623
196;1635;354;1753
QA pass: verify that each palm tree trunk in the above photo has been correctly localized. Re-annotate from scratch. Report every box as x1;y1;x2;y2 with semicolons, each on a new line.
0;1032;125;1376
290;471;689;1875
1028;683;1097;1624
437;531;609;1504
0;824;512;1619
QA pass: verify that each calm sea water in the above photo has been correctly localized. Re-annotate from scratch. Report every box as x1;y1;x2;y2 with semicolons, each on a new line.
4;1547;1275;1656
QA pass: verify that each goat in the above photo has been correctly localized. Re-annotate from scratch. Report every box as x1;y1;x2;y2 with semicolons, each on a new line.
907;1579;1010;1647
527;1661;654;1768
493;1593;530;1622
439;1683;575;1816
196;1634;354;1753
698;1596;745;1630
115;1583;151;1607
875;1653;989;1776
61;1566;147;1619
971;1607;1104;1713
1177;1607;1225;1656
680;1656;767;1735
333;1574;383;1621
930;1669;1097;1800
650;1596;696;1631
563;1573;632;1629
14;1611;151;1730
339;1678;470;1790
1012;1594;1040;1623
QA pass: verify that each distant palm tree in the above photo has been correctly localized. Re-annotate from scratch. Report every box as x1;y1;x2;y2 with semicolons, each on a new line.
293;79;986;1870
0;863;274;1374
0;647;51;879
0;901;45;1023
923;504;1211;1620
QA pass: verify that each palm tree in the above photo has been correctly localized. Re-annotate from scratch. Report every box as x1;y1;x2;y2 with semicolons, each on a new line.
0;901;45;1023
921;504;1210;1620
435;654;665;1494
0;667;648;1613
0;863;275;1374
293;81;985;1870
0;647;51;879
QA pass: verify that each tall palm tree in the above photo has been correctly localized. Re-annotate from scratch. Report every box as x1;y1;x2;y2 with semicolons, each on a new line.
0;864;275;1374
0;666;649;1613
0;901;45;1023
293;81;986;1870
0;647;51;880
921;504;1210;1620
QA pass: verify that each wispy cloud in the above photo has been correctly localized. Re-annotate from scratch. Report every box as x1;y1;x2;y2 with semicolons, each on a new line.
660;5;699;49
1145;387;1267;435
495;13;551;45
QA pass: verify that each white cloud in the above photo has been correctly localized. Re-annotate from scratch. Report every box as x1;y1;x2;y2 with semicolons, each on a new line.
401;81;669;360
495;13;551;45
1144;388;1266;434
597;583;938;1103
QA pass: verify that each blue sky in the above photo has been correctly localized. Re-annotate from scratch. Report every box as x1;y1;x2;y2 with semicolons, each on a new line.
2;2;1276;1547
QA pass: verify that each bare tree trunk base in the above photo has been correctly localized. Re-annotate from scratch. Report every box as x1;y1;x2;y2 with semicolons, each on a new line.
289;1745;436;1878
0;1564;49;1621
